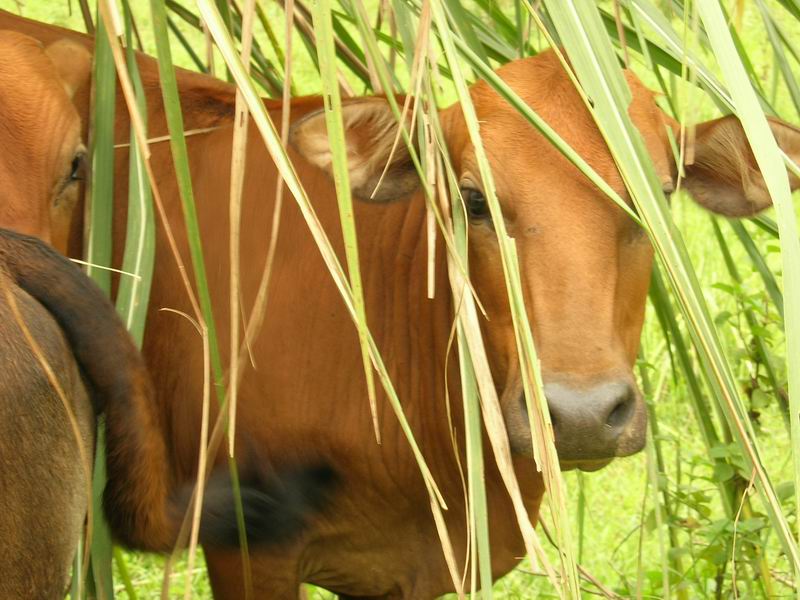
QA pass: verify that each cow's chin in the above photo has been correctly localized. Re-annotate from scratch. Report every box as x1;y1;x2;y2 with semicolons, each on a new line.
558;458;614;472
505;419;617;473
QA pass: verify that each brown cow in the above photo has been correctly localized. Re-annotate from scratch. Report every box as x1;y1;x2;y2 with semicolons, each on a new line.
0;32;89;253
3;11;799;599
0;32;94;598
0;30;332;597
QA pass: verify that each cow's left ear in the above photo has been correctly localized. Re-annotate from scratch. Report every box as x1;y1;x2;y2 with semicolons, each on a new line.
45;39;92;99
683;115;800;217
290;97;419;202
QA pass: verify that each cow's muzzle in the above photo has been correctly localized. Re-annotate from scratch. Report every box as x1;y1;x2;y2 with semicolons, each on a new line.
504;379;647;471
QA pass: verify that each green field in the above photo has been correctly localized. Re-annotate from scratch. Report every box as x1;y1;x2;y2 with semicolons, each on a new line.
2;0;799;598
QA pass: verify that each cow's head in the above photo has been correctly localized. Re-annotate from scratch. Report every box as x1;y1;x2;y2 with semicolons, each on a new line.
0;31;91;252
290;51;800;471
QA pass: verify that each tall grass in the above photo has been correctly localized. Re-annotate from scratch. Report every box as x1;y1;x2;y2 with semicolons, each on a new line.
3;0;800;597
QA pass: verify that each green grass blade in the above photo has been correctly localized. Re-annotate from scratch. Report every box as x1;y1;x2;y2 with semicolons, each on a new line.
167;16;208;73
432;2;579;595
713;219;789;430
112;547;137;600
445;128;495;595
107;6;155;596
196;0;448;514
86;13;117;599
441;0;488;64
696;5;800;581
544;0;800;576
459;342;493;597
311;0;379;440
86;18;116;294
639;348;688;600
147;0;253;580
648;268;726;466
147;0;223;390
754;0;800;121
117;0;156;347
729;220;784;319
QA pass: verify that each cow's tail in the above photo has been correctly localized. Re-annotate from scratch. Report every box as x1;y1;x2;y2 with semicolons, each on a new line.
0;229;335;551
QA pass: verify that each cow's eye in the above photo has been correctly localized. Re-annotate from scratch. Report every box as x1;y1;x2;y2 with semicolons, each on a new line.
463;188;489;220
69;152;86;182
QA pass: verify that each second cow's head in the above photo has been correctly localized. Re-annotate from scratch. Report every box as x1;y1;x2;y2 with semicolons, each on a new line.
291;51;800;471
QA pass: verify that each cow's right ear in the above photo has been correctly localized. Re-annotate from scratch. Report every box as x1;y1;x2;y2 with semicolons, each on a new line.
682;115;800;217
290;97;419;202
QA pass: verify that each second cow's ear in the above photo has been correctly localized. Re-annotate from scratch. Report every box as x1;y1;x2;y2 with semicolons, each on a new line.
683;114;800;217
290;97;419;202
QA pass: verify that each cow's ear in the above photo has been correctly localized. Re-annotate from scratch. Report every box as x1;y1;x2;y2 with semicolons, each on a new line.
45;39;92;99
683;115;800;217
290;97;419;202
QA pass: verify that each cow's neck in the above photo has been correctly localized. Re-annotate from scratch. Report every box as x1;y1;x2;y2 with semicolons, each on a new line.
111;91;467;478
352;189;465;464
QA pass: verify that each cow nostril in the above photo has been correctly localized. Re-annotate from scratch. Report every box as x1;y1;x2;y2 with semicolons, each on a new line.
606;392;634;428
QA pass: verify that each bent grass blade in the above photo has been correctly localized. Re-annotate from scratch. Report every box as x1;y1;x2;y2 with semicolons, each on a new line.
544;0;800;581
197;0;448;518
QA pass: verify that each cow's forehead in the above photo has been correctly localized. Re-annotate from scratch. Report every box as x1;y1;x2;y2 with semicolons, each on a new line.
445;50;673;193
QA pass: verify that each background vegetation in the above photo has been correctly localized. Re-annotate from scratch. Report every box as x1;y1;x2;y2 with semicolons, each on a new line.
2;0;800;598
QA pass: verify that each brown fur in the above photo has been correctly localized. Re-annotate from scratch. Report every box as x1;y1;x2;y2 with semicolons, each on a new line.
684;115;800;216
3;11;799;599
0;30;335;566
0;264;93;599
0;31;89;251
0;31;92;598
0;226;334;558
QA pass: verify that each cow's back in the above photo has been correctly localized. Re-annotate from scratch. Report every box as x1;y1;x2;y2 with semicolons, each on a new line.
0;274;94;599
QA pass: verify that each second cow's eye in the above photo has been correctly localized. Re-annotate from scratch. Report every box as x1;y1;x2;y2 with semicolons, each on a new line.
463;188;490;220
